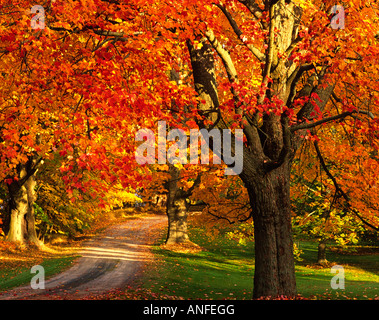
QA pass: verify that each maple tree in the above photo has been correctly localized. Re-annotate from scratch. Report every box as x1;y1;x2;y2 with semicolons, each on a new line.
160;0;379;298
0;0;378;300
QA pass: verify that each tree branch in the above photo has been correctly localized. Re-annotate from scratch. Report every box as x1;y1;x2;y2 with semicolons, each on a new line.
238;0;263;19
291;111;353;132
291;110;375;132
314;141;379;232
204;29;259;149
215;4;265;62
261;4;276;84
204;29;238;84
286;63;314;108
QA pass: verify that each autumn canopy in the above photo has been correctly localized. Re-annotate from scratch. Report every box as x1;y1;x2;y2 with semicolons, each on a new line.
0;0;379;299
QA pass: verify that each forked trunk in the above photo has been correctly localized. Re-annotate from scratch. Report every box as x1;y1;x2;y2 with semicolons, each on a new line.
186;1;309;298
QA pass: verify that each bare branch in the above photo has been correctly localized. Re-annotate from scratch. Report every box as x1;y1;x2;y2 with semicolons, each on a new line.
204;29;264;154
204;29;239;84
291;110;375;132
183;173;202;197
261;4;276;83
215;4;265;62
286;63;315;108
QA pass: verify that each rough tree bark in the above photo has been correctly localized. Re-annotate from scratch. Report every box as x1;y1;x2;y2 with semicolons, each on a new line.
7;175;28;244
243;161;296;297
6;157;42;247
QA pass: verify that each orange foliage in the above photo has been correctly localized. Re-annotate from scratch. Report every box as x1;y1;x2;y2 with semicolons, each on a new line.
0;0;379;241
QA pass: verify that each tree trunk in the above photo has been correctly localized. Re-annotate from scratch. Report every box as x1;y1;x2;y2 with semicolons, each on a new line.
317;240;328;265
6;184;28;244
165;164;190;244
25;169;41;247
244;161;296;298
7;164;28;244
6;160;41;247
166;195;189;244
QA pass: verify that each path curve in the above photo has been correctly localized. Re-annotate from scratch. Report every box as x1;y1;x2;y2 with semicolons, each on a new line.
0;215;166;300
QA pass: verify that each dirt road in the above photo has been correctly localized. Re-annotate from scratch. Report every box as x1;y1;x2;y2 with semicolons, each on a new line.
0;215;166;300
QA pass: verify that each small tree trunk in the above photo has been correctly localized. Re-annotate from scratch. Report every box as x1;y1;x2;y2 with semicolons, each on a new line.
6;160;41;247
165;164;190;244
25;171;41;247
6;165;28;244
6;194;27;244
166;196;189;244
317;240;328;265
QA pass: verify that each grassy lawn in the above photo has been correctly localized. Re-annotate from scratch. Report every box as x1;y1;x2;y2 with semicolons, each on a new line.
0;255;77;292
295;241;379;299
139;227;255;299
0;239;82;293
1;219;378;300
135;226;379;300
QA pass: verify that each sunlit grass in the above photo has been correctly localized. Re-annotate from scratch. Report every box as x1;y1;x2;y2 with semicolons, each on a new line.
0;255;78;291
137;227;379;300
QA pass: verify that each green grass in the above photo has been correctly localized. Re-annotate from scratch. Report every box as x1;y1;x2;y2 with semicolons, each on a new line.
139;228;255;299
295;241;379;299
0;256;77;291
137;227;379;300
